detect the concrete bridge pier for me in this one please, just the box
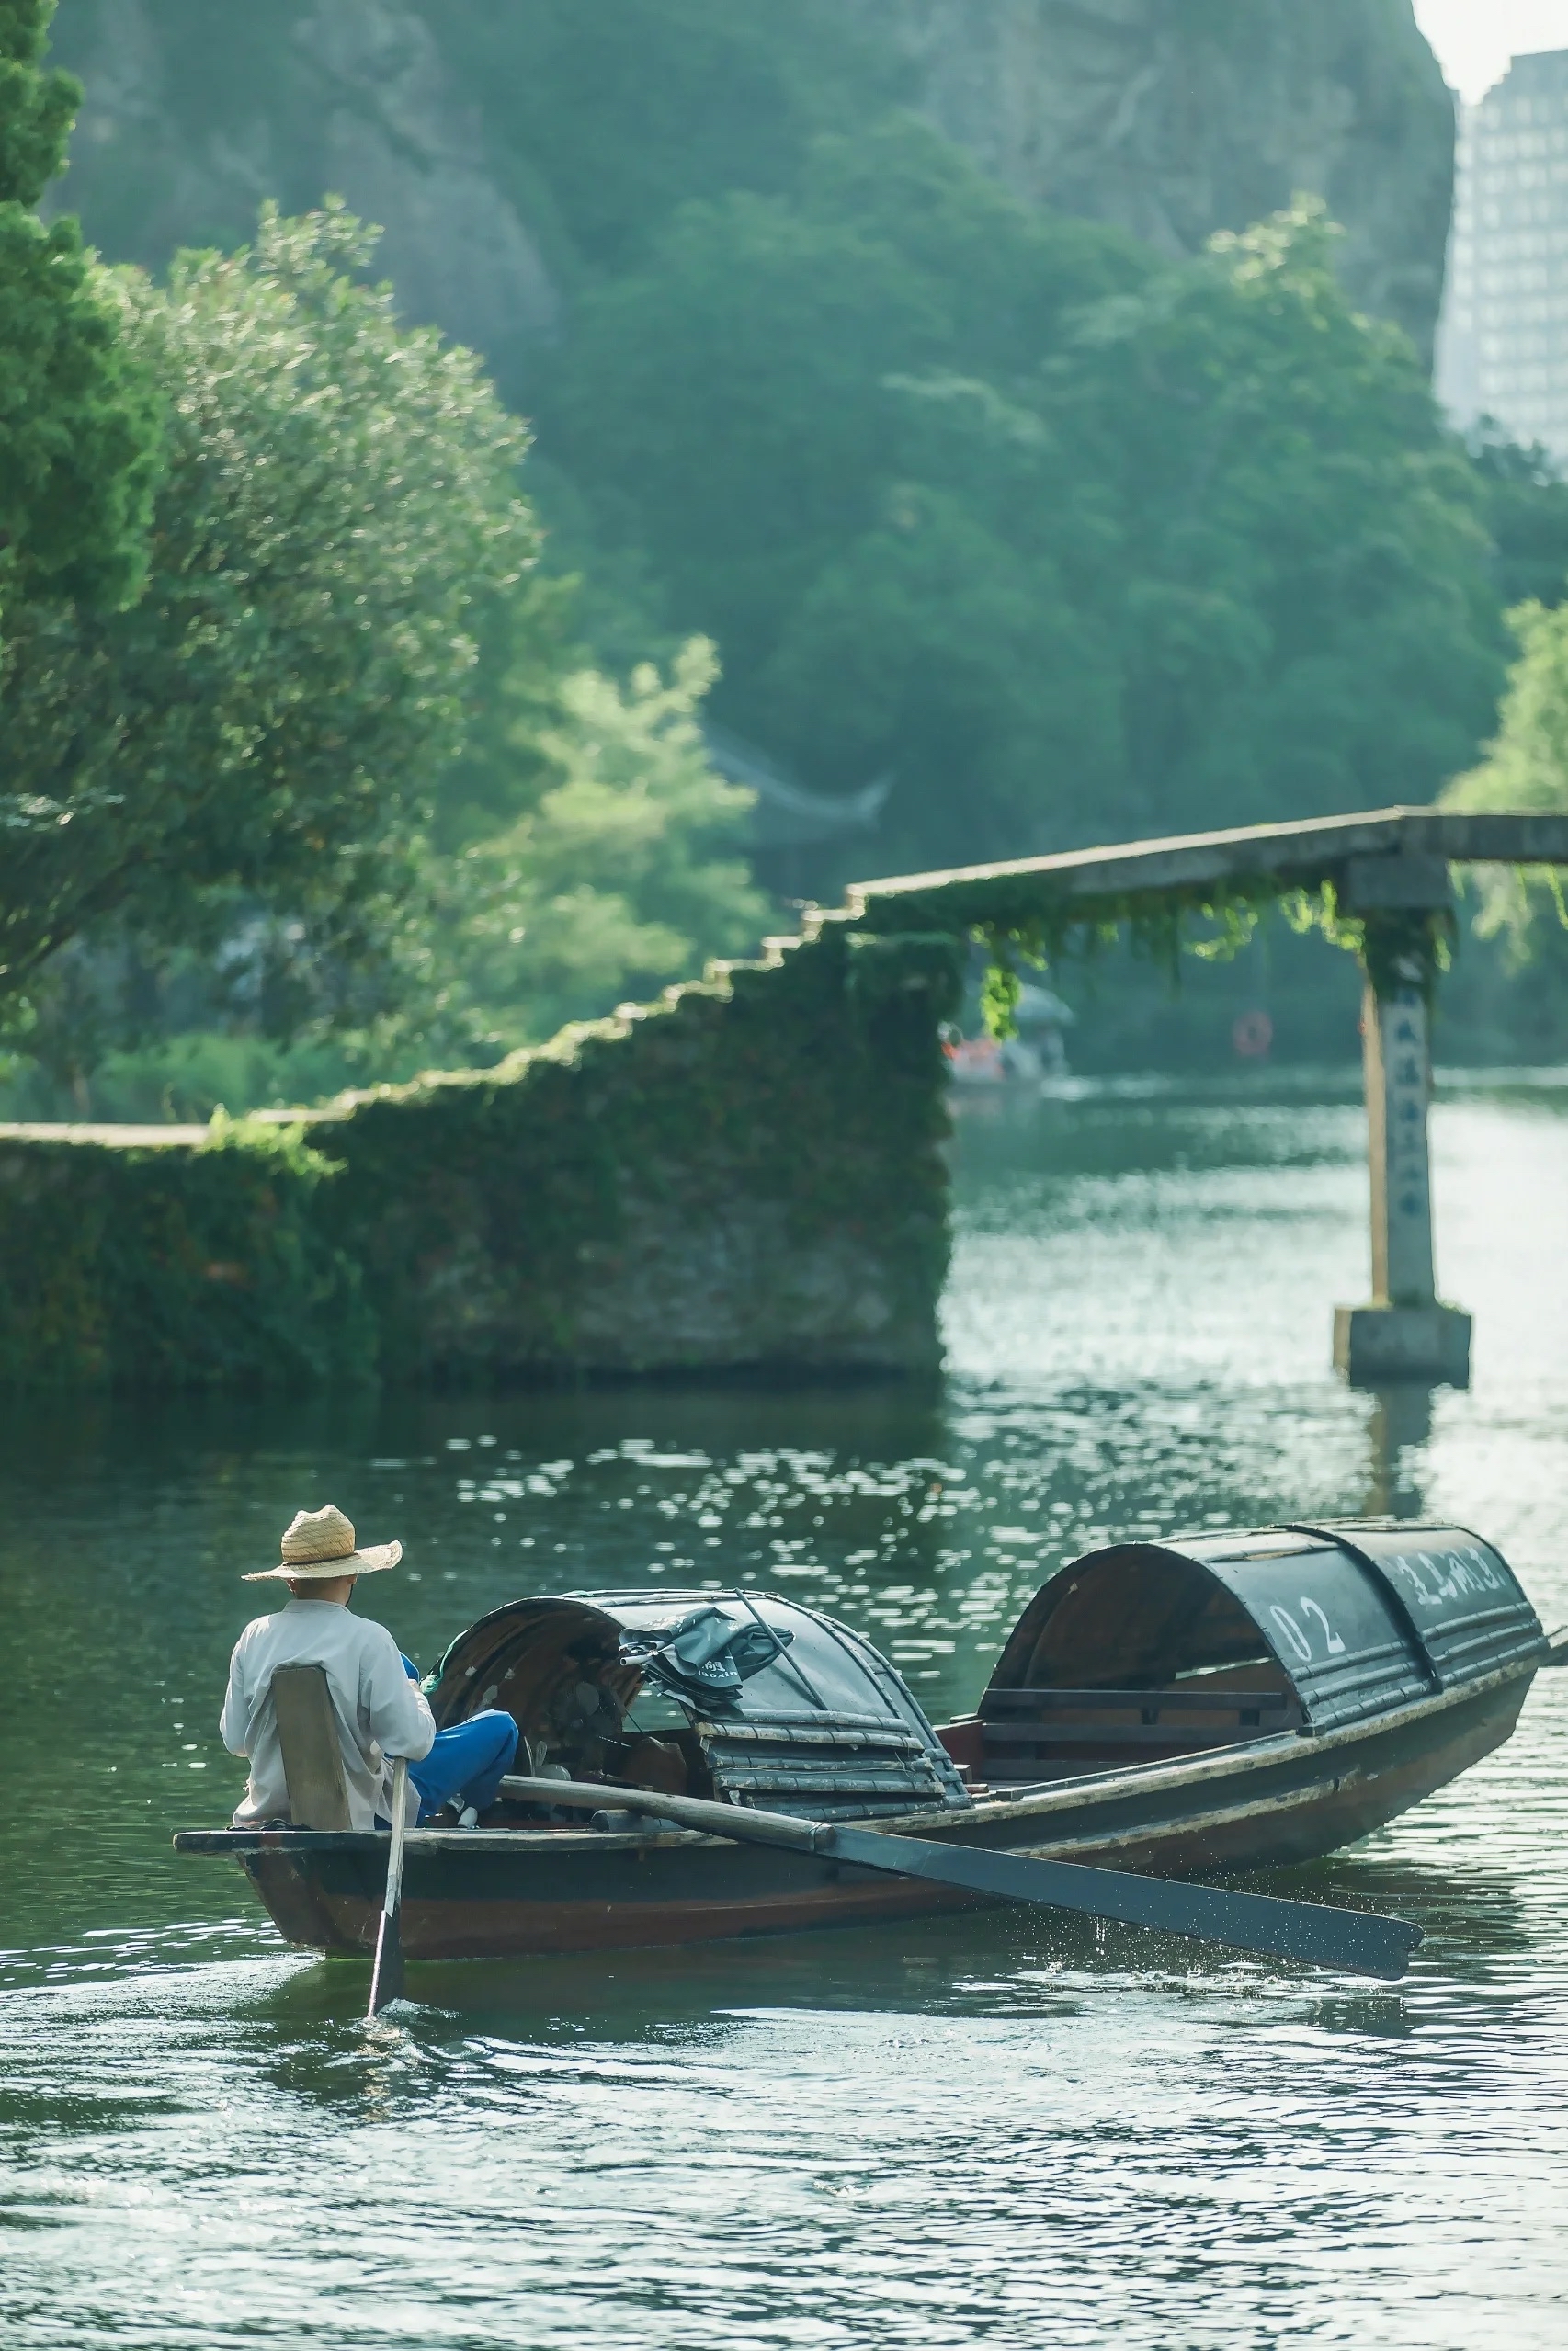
[1333,854,1472,1389]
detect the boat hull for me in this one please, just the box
[181,1664,1534,1961]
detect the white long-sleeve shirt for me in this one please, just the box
[221,1597,436,1830]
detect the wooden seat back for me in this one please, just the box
[269,1663,353,1830]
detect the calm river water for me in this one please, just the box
[3,1072,1566,2350]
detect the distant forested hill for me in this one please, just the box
[49,1,1454,388]
[41,1,1486,881]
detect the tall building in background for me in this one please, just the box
[1438,50,1568,460]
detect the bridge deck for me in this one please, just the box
[846,807,1568,926]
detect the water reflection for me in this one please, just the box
[2,1074,1566,2349]
[1363,1386,1436,1517]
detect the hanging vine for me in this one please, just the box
[862,868,1462,1037]
[961,877,1348,1039]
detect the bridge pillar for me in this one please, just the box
[1333,855,1471,1389]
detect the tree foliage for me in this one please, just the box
[1467,426,1568,611]
[0,0,159,624]
[426,0,903,282]
[1450,600,1568,820]
[0,630,769,1116]
[1446,598,1568,944]
[0,202,533,1028]
[547,128,1505,874]
[415,636,769,1054]
[1043,203,1500,837]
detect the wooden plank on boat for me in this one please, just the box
[271,1664,352,1832]
[983,1687,1293,1716]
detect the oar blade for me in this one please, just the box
[1048,1858,1421,1981]
[494,1773,1419,1981]
[368,1908,404,2014]
[829,1826,1422,1981]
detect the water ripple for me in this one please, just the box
[3,1080,1567,2347]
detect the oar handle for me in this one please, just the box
[500,1773,824,1851]
[383,1755,410,1912]
[367,1755,410,2017]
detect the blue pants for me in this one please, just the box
[405,1709,519,1823]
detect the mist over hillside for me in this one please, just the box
[50,1,1453,389]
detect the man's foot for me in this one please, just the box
[457,1804,479,1830]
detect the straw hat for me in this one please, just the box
[244,1504,403,1583]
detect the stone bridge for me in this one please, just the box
[3,806,1567,1391]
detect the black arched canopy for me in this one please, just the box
[977,1522,1545,1777]
[427,1586,971,1819]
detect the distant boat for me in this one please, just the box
[175,1519,1562,1961]
[944,982,1075,1085]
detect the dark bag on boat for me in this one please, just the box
[627,1606,792,1700]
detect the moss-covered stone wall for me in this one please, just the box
[0,1118,372,1389]
[0,922,960,1389]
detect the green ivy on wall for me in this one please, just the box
[0,921,960,1389]
[0,1113,371,1388]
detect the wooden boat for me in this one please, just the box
[176,1517,1564,1962]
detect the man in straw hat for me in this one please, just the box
[221,1504,518,1830]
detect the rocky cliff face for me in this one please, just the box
[50,0,1452,376]
[849,0,1455,362]
[51,0,561,386]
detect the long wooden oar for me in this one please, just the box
[500,1775,1420,1981]
[367,1755,410,2016]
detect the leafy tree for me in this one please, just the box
[422,0,905,280]
[551,178,949,687]
[0,622,769,1113]
[0,0,159,624]
[425,567,589,857]
[1467,426,1568,611]
[1044,203,1502,836]
[549,118,1140,651]
[756,470,1123,866]
[1450,599,1568,818]
[546,136,1505,873]
[415,637,768,1053]
[1446,598,1568,945]
[0,202,533,1030]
